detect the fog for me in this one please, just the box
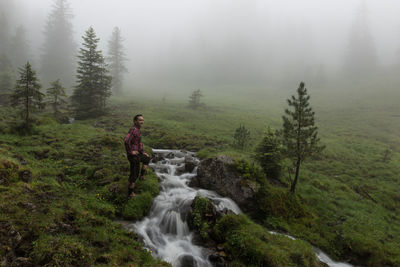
[2,0,400,95]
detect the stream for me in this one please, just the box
[121,149,354,267]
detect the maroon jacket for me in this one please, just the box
[124,126,143,155]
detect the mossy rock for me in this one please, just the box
[122,192,153,221]
[255,186,307,219]
[188,196,217,240]
[214,214,321,267]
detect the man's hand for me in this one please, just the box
[131,151,139,155]
[143,152,149,157]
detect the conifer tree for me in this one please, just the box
[233,125,250,150]
[46,79,67,115]
[10,62,44,127]
[281,82,324,193]
[41,0,76,88]
[254,127,282,180]
[10,25,30,69]
[344,2,377,80]
[188,89,203,109]
[71,27,111,119]
[0,12,10,55]
[107,26,128,95]
[0,54,14,95]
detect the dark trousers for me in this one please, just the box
[128,154,150,183]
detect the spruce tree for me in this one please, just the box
[0,54,14,95]
[46,79,67,115]
[188,89,203,109]
[344,2,377,80]
[254,127,282,180]
[233,125,250,150]
[107,26,128,95]
[0,12,10,55]
[72,27,111,119]
[10,62,44,127]
[10,25,30,69]
[281,82,324,193]
[41,0,76,88]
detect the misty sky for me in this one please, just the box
[5,0,400,91]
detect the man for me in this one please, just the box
[124,114,150,197]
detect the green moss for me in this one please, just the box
[31,234,93,266]
[255,186,307,219]
[214,214,321,267]
[134,170,160,197]
[234,158,266,185]
[189,196,215,240]
[122,192,153,221]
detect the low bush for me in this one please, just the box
[214,214,321,267]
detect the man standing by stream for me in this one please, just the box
[124,114,150,197]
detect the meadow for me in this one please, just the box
[1,82,399,266]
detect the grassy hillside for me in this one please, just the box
[0,108,169,266]
[109,89,400,266]
[1,86,399,266]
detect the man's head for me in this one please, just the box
[133,114,144,128]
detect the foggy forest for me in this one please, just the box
[1,0,399,266]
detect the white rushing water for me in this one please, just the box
[122,149,353,267]
[124,149,241,267]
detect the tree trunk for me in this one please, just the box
[290,156,301,193]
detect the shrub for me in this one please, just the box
[233,125,250,150]
[254,127,282,180]
[214,214,319,266]
[255,186,306,219]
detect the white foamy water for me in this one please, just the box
[124,149,241,267]
[122,149,353,267]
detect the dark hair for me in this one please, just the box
[133,114,143,122]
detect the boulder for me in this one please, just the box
[184,155,197,173]
[189,156,257,212]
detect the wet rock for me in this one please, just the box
[165,152,175,159]
[177,254,195,267]
[174,151,185,158]
[189,156,257,212]
[209,252,227,267]
[152,154,164,163]
[184,155,196,173]
[174,164,186,176]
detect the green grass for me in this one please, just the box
[1,86,399,266]
[108,89,400,266]
[0,109,168,266]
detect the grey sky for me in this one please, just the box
[6,0,400,91]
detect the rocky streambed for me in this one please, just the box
[121,149,353,267]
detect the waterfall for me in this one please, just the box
[121,149,353,267]
[125,149,240,267]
